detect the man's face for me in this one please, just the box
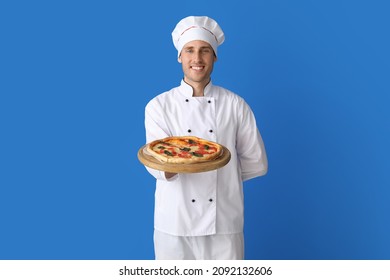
[178,40,217,87]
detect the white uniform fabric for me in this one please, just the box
[154,230,244,260]
[144,80,268,237]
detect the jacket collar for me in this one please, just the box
[179,79,214,98]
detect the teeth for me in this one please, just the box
[192,66,203,70]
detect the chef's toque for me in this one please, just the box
[171,16,225,57]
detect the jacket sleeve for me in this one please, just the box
[236,99,268,181]
[144,98,178,181]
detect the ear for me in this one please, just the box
[214,55,218,62]
[178,55,182,63]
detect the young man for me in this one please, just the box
[144,16,268,260]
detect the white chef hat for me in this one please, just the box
[172,16,225,57]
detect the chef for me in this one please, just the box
[144,16,268,260]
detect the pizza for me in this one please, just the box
[146,136,223,164]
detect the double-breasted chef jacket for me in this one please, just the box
[145,80,268,237]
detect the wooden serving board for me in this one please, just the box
[137,145,231,173]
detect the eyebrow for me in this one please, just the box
[183,46,212,50]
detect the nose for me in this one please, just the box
[193,51,202,62]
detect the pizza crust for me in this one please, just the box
[146,136,223,164]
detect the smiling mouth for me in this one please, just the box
[191,66,204,71]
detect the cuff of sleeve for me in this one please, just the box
[242,169,268,182]
[160,171,179,181]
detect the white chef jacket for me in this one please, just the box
[144,80,268,236]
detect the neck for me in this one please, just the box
[184,78,210,97]
[192,84,205,97]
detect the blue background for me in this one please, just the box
[1,0,389,260]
